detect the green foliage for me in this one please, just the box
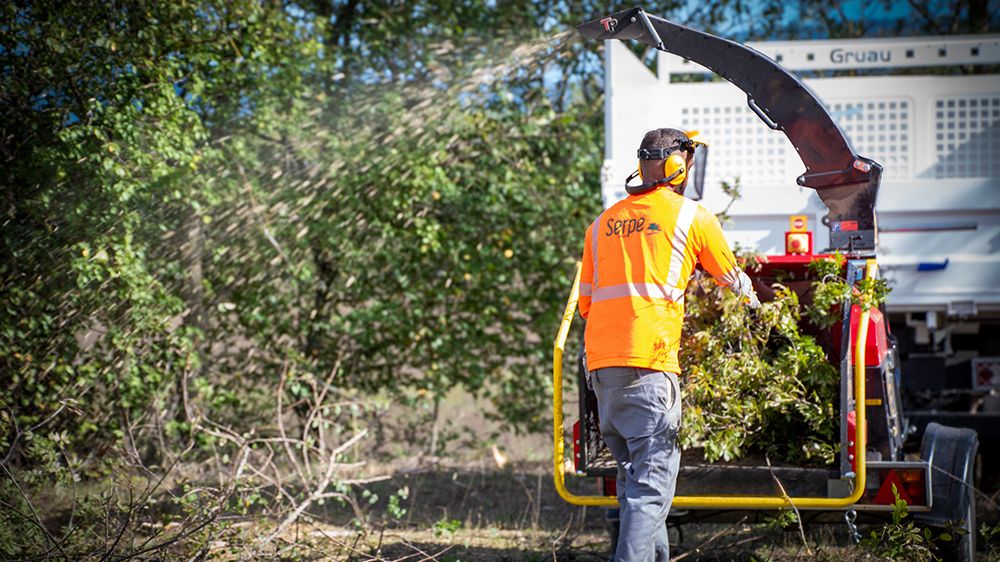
[806,281,852,329]
[1,0,603,471]
[803,254,891,328]
[681,278,842,464]
[804,254,850,329]
[0,476,48,557]
[2,0,327,457]
[983,522,1000,543]
[983,522,1000,559]
[855,277,892,312]
[387,486,409,520]
[2,1,601,554]
[763,509,799,531]
[295,89,602,430]
[432,517,463,538]
[679,250,891,464]
[805,253,845,280]
[715,177,743,223]
[861,483,949,562]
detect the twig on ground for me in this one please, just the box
[393,536,457,562]
[551,515,574,561]
[342,474,393,486]
[534,470,543,530]
[320,531,383,562]
[766,455,812,556]
[720,534,764,550]
[670,516,748,562]
[255,428,370,550]
[349,532,367,562]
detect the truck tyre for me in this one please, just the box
[916,422,978,562]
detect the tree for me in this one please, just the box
[1,1,606,464]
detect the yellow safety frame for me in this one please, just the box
[553,261,875,509]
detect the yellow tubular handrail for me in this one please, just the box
[553,260,876,509]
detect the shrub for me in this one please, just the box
[679,253,887,465]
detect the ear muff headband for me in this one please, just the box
[628,139,700,195]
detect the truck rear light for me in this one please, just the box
[873,469,913,505]
[869,465,928,507]
[897,468,927,506]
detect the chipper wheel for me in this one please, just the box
[916,422,979,562]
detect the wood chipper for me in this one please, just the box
[552,8,981,560]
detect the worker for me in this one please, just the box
[578,128,759,561]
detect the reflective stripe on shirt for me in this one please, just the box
[591,282,685,304]
[666,198,699,287]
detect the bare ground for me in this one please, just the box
[228,461,895,561]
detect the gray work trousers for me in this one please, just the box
[590,367,682,562]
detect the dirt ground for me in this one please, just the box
[268,386,994,562]
[238,461,979,562]
[276,525,855,562]
[232,382,1000,561]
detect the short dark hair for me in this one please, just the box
[638,128,692,184]
[639,128,688,153]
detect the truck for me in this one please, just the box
[552,8,994,560]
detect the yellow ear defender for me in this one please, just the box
[635,152,687,186]
[626,131,707,196]
[665,153,687,186]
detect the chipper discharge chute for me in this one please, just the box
[553,7,980,560]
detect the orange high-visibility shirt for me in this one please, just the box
[579,188,742,374]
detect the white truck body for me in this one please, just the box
[601,35,1000,315]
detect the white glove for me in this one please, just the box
[726,270,760,309]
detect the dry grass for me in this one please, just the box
[200,462,878,561]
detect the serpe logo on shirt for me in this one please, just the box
[646,222,662,236]
[605,217,646,238]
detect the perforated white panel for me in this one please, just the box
[679,98,917,186]
[931,95,1000,178]
[679,105,789,188]
[830,98,914,180]
[605,38,1000,311]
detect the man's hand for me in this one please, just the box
[725,270,760,309]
